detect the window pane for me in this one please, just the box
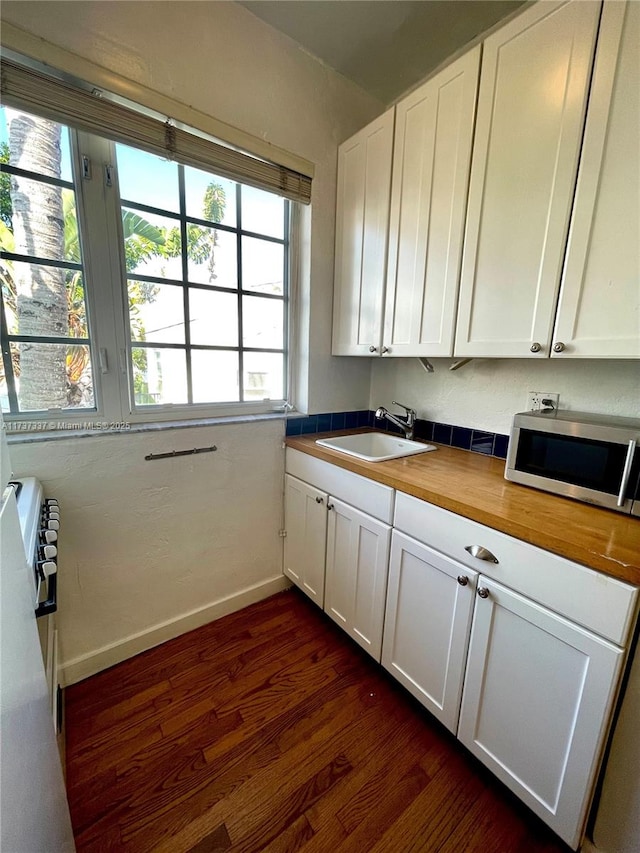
[131,346,187,405]
[241,237,284,295]
[191,350,239,403]
[1,107,73,182]
[8,341,94,411]
[122,208,181,279]
[0,178,79,263]
[2,261,88,338]
[243,352,283,401]
[189,288,238,347]
[128,280,184,344]
[184,166,236,227]
[243,296,283,349]
[186,227,237,289]
[116,144,180,213]
[241,185,284,239]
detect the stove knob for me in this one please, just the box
[40,544,57,560]
[42,561,57,577]
[41,529,58,544]
[36,559,57,579]
[44,519,59,531]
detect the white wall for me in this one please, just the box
[370,357,640,435]
[1,0,382,678]
[9,420,287,683]
[1,0,381,414]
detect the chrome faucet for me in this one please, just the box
[375,401,417,440]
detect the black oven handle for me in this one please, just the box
[617,440,637,507]
[35,571,57,618]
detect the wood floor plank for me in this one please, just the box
[66,589,571,853]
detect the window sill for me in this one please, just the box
[5,411,288,444]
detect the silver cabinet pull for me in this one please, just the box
[369,346,378,353]
[465,544,499,564]
[617,440,637,507]
[477,587,490,599]
[457,575,469,586]
[315,496,324,504]
[530,342,542,353]
[553,341,566,353]
[381,346,389,354]
[327,503,334,511]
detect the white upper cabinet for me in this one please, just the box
[553,0,640,358]
[383,47,480,357]
[455,0,601,358]
[332,109,394,356]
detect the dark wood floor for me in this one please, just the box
[66,589,571,853]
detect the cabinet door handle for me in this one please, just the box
[530,342,542,353]
[369,346,378,353]
[477,587,490,599]
[315,496,324,504]
[553,341,565,353]
[381,346,389,354]
[457,575,469,586]
[465,544,499,564]
[327,503,334,511]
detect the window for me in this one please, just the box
[1,106,290,425]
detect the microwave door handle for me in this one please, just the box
[617,440,637,507]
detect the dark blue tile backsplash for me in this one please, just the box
[286,410,510,460]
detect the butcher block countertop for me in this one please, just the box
[286,431,640,587]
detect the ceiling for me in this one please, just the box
[239,1,528,103]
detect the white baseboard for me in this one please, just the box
[60,574,291,686]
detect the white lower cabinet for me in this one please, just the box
[382,531,477,733]
[283,452,395,661]
[283,452,639,849]
[283,474,327,607]
[325,498,390,659]
[390,492,638,850]
[458,576,624,850]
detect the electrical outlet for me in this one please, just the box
[527,392,560,412]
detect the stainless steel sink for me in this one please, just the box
[315,432,436,462]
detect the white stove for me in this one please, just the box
[11,477,62,735]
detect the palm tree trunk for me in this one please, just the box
[7,109,68,410]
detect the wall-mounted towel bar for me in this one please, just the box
[144,445,217,461]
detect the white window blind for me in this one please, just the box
[0,58,312,204]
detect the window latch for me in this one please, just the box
[99,348,109,374]
[105,164,114,187]
[81,156,91,180]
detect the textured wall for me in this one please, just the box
[9,420,287,681]
[370,357,640,434]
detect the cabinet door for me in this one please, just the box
[283,474,327,606]
[383,47,480,357]
[455,0,601,358]
[554,0,640,358]
[324,497,391,660]
[332,109,394,356]
[382,532,477,733]
[458,576,624,849]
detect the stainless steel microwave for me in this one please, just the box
[505,410,640,516]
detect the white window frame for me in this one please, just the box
[1,122,292,428]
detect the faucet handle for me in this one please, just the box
[392,401,416,420]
